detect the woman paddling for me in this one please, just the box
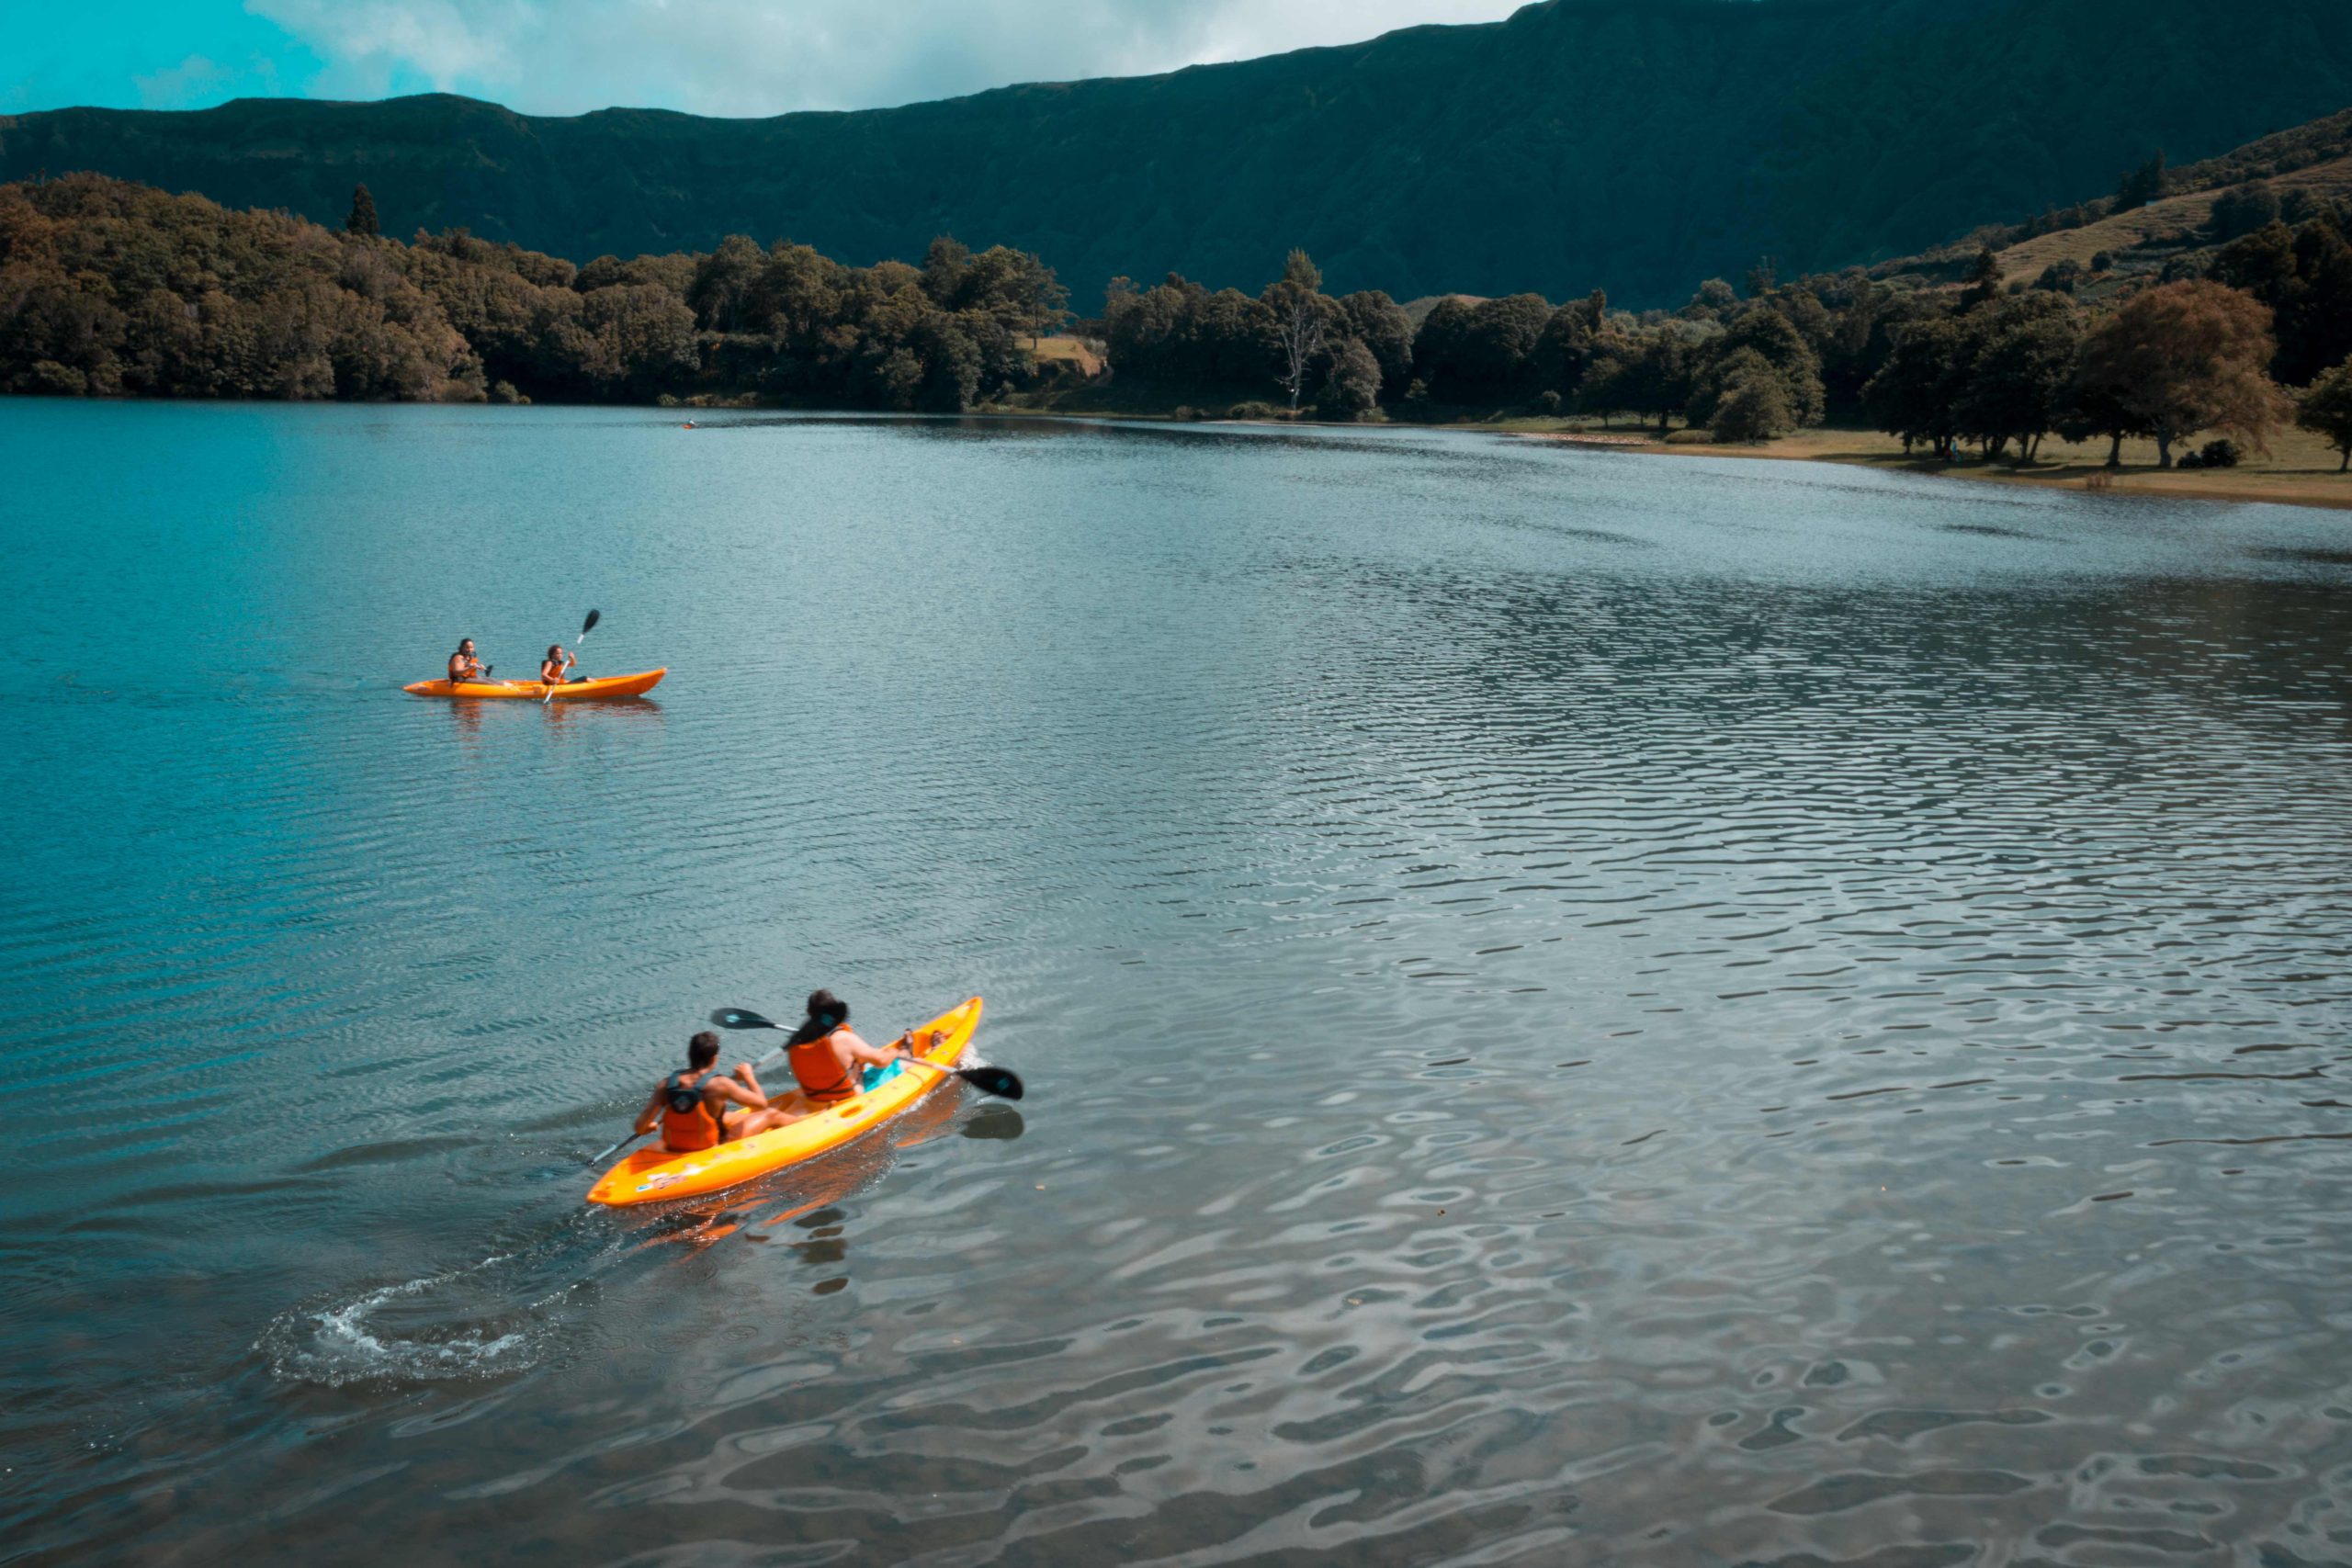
[539,643,575,687]
[785,989,922,1105]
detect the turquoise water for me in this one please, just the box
[5,400,2352,1563]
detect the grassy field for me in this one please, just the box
[1028,335,1105,378]
[1991,153,2352,280]
[1539,424,2352,511]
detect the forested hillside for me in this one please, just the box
[5,0,2351,304]
[0,176,1068,408]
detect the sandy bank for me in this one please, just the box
[1532,426,2352,513]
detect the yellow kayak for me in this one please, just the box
[403,669,666,700]
[587,997,984,1206]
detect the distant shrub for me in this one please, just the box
[1170,404,1197,421]
[1314,337,1383,420]
[2090,250,2115,272]
[2210,181,2281,241]
[1662,428,1716,445]
[2035,258,2084,294]
[1227,400,1279,420]
[1710,363,1797,443]
[2196,437,2244,468]
[1533,389,1563,416]
[23,359,86,395]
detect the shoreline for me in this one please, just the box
[11,389,2348,513]
[1521,426,2352,513]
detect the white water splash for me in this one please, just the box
[259,1252,545,1387]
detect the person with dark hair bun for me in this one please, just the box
[785,989,921,1105]
[631,1030,799,1152]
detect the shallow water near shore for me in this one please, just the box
[4,400,2351,1564]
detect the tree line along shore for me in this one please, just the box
[4,171,2352,503]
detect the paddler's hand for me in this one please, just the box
[734,1061,755,1078]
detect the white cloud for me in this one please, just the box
[134,54,232,109]
[244,0,1529,117]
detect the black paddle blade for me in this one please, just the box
[955,1065,1023,1100]
[581,608,602,637]
[711,1007,781,1031]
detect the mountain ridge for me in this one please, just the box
[5,0,2351,304]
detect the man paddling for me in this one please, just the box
[633,1031,798,1152]
[785,990,922,1105]
[447,638,486,682]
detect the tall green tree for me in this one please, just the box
[1861,314,1967,457]
[2115,151,2166,211]
[2053,379,2150,468]
[345,183,379,238]
[1315,337,1382,421]
[2296,358,2352,471]
[1532,299,1598,400]
[687,234,763,333]
[1691,306,1824,428]
[1959,247,2003,310]
[2209,218,2352,384]
[1338,290,1414,398]
[1952,294,2084,462]
[1710,354,1796,443]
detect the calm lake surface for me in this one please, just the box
[4,400,2352,1565]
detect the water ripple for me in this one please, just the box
[2,405,2350,1563]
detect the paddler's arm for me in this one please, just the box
[630,1085,663,1137]
[835,1029,918,1069]
[720,1064,771,1111]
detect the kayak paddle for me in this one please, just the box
[544,608,600,705]
[710,1007,1024,1100]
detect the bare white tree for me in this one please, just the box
[1266,249,1333,412]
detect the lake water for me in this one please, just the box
[4,400,2352,1564]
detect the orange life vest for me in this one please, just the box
[660,1069,722,1151]
[789,1026,859,1103]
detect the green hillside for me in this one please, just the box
[4,0,2352,304]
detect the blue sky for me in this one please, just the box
[3,1,1529,118]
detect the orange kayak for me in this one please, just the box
[588,997,984,1206]
[404,669,665,700]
